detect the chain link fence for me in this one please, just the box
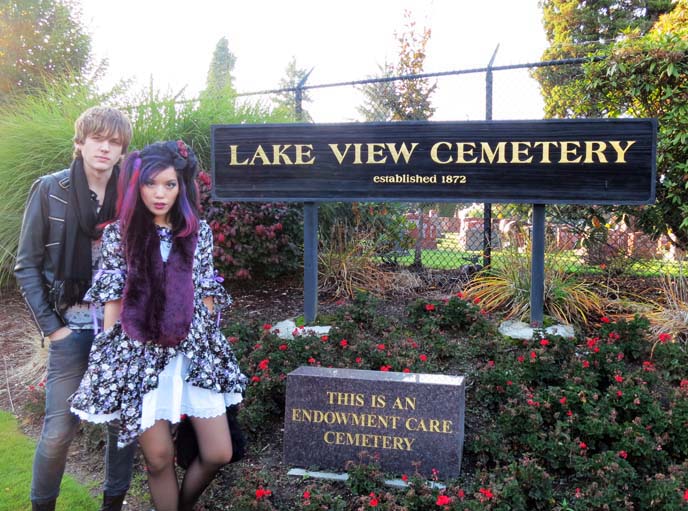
[394,202,682,277]
[238,58,681,278]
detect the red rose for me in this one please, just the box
[255,487,271,500]
[478,487,494,500]
[198,171,211,186]
[436,494,451,506]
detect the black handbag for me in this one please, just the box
[175,404,247,469]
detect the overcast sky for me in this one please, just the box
[80,0,549,121]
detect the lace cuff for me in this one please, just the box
[199,271,232,308]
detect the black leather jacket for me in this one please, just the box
[14,169,71,339]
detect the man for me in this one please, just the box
[15,106,137,511]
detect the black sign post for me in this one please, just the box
[211,119,657,323]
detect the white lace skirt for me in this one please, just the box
[72,353,243,435]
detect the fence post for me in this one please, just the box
[483,45,499,269]
[294,72,319,323]
[413,205,424,268]
[304,202,318,323]
[530,204,546,326]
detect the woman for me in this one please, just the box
[71,140,246,511]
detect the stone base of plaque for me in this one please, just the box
[286,468,447,490]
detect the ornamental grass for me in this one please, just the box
[318,224,396,299]
[646,270,688,343]
[463,232,606,326]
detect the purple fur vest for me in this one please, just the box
[121,223,197,347]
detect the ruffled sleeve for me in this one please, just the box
[197,221,232,308]
[84,222,127,305]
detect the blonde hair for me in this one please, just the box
[73,106,133,158]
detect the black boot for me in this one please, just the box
[31,500,56,511]
[101,493,126,511]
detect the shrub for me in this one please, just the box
[467,315,688,508]
[406,293,490,337]
[218,302,688,509]
[345,453,385,496]
[318,202,414,264]
[198,171,303,280]
[645,271,688,343]
[228,299,464,435]
[297,485,347,511]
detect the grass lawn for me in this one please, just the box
[0,411,98,511]
[390,246,683,277]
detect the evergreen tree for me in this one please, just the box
[0,0,92,99]
[357,10,436,122]
[272,56,313,122]
[357,61,396,122]
[392,10,436,121]
[205,37,236,94]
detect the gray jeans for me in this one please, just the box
[31,329,136,504]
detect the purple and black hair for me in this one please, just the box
[117,140,200,240]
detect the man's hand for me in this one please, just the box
[48,326,72,342]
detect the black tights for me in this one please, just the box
[138,415,232,511]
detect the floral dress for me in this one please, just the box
[70,220,247,447]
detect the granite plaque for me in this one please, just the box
[283,366,465,479]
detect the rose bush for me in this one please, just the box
[197,170,303,280]
[214,294,688,510]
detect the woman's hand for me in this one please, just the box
[203,296,214,313]
[104,299,122,331]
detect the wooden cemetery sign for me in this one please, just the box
[212,119,656,205]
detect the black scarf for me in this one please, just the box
[57,157,119,307]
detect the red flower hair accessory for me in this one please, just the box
[176,140,188,158]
